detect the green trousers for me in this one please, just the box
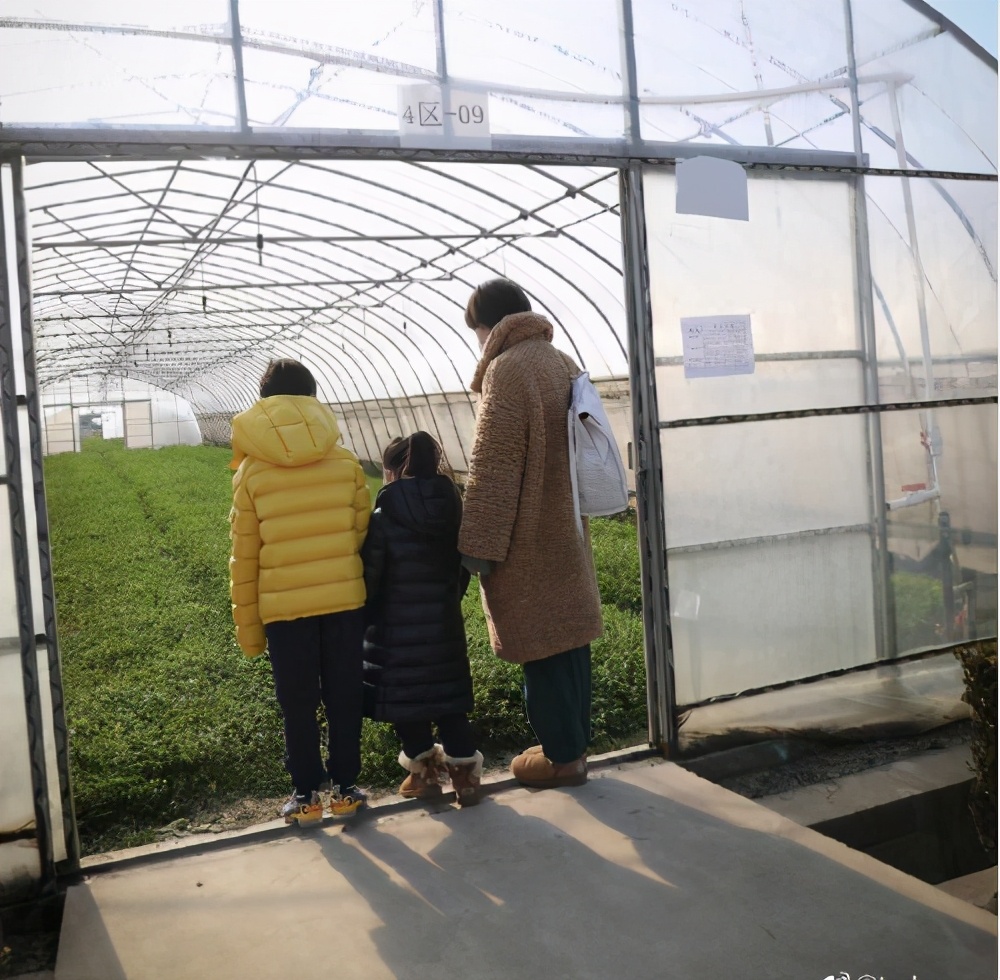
[522,644,592,764]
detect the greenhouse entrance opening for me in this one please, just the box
[40,385,204,454]
[7,155,642,869]
[40,404,115,454]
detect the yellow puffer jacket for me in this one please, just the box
[229,395,370,657]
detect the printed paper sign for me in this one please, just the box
[398,84,490,140]
[680,315,755,378]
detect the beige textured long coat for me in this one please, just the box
[459,312,603,664]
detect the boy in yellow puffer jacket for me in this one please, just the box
[229,359,371,826]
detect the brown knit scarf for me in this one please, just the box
[470,312,555,393]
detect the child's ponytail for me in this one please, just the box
[401,431,440,479]
[382,431,448,480]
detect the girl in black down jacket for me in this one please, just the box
[361,432,483,806]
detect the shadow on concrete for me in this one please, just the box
[53,883,127,980]
[313,766,995,979]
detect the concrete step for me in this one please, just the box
[754,743,996,884]
[937,867,998,913]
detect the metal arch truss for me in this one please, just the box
[23,157,628,460]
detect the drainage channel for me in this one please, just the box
[679,720,997,912]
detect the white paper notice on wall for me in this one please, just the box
[681,314,755,378]
[398,84,491,147]
[675,156,749,221]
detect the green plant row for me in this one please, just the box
[45,440,647,854]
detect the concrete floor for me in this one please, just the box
[54,758,996,980]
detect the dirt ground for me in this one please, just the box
[711,719,974,799]
[148,752,518,843]
[62,721,983,851]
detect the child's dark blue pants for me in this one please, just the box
[266,607,365,795]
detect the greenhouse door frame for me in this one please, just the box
[619,160,889,755]
[0,159,79,893]
[0,133,917,889]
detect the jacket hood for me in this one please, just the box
[375,475,460,537]
[230,395,342,469]
[471,311,554,393]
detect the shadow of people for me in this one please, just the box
[315,766,995,980]
[316,791,683,979]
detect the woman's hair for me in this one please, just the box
[382,431,451,480]
[259,358,317,398]
[464,278,531,331]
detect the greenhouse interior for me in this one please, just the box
[0,0,996,942]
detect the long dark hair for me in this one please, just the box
[382,431,452,480]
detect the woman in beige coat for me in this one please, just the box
[459,279,603,788]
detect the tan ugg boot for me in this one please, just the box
[445,750,484,807]
[398,744,445,799]
[511,750,587,788]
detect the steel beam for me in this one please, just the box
[0,130,870,170]
[0,161,57,893]
[844,0,897,661]
[620,163,676,755]
[11,156,79,870]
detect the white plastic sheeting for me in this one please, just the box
[645,165,996,703]
[0,1,995,172]
[1,0,994,431]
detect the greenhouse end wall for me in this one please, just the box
[643,165,997,706]
[0,0,995,898]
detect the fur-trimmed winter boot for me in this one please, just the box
[398,744,446,799]
[445,750,484,807]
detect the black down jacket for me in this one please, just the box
[361,475,473,724]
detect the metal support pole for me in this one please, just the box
[433,0,448,83]
[12,157,80,870]
[887,81,942,501]
[620,162,676,755]
[0,161,57,893]
[229,0,249,133]
[844,0,896,660]
[72,379,79,452]
[618,0,642,148]
[940,511,955,640]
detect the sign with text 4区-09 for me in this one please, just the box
[397,84,490,141]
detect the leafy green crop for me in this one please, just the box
[891,570,945,651]
[46,441,645,853]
